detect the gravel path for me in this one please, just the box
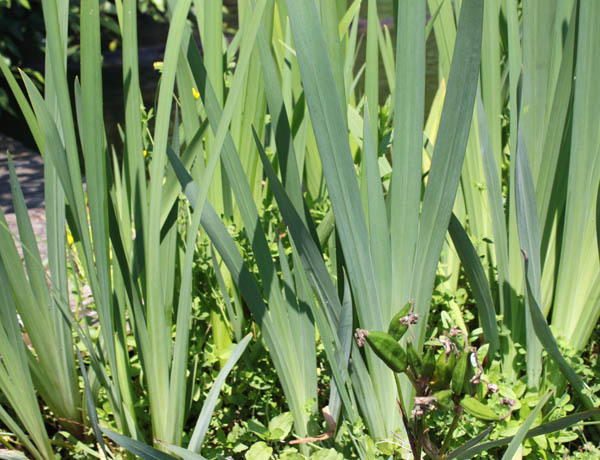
[0,134,48,262]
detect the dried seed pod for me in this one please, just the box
[412,396,437,416]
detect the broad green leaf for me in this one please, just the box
[309,449,343,460]
[245,442,272,460]
[268,412,294,441]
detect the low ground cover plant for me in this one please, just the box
[0,0,599,459]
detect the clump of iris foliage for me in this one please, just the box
[0,0,599,459]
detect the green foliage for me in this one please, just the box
[1,0,600,459]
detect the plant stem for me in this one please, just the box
[440,406,462,454]
[394,373,408,416]
[395,374,419,459]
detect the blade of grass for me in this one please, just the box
[327,273,354,425]
[514,124,542,389]
[120,0,147,279]
[287,0,381,330]
[0,259,52,460]
[364,105,391,324]
[442,424,493,460]
[77,351,108,458]
[521,1,556,182]
[364,0,378,140]
[0,58,44,153]
[187,334,252,452]
[188,3,319,438]
[7,156,50,315]
[446,408,600,459]
[501,390,552,460]
[211,246,243,341]
[102,428,180,460]
[81,0,133,430]
[0,405,44,460]
[448,214,499,356]
[535,2,576,240]
[390,0,425,319]
[552,0,600,349]
[505,0,523,336]
[476,92,510,320]
[161,444,207,460]
[144,0,192,442]
[167,132,317,443]
[164,147,208,444]
[409,0,484,347]
[2,163,78,425]
[597,183,600,262]
[253,129,357,423]
[480,0,502,173]
[521,251,597,411]
[286,0,393,433]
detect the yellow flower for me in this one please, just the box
[153,61,163,72]
[67,230,74,246]
[192,87,200,100]
[143,149,148,158]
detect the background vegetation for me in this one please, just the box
[0,0,599,459]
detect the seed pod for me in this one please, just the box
[387,301,413,341]
[464,353,478,395]
[463,353,483,396]
[432,389,454,411]
[451,351,469,395]
[406,341,422,375]
[459,396,500,421]
[365,331,407,373]
[431,352,446,390]
[421,348,436,378]
[432,350,457,390]
[444,352,457,384]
